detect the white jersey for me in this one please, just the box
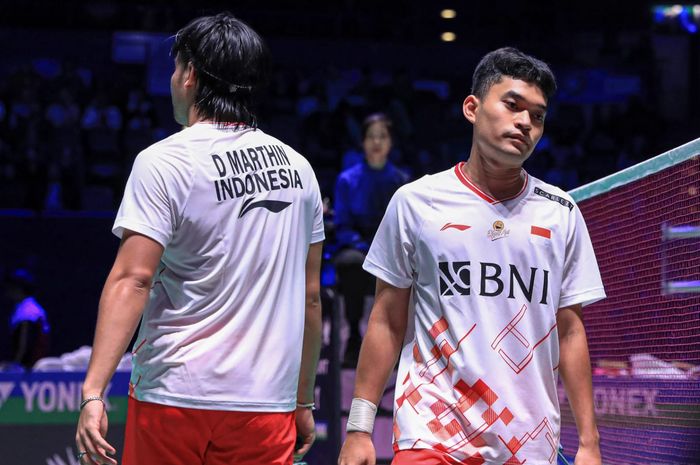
[113,123,324,412]
[364,163,605,464]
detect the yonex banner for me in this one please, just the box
[0,372,130,425]
[559,376,700,463]
[0,372,130,464]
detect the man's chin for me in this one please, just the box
[494,147,532,167]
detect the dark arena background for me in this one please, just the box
[0,1,698,464]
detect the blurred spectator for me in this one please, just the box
[0,25,689,214]
[125,88,157,130]
[333,113,409,366]
[3,269,50,370]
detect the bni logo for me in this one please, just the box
[0,382,15,409]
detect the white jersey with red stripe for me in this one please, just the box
[113,123,324,412]
[363,163,605,465]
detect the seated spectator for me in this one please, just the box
[3,269,50,369]
[333,113,409,367]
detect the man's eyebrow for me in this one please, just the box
[502,90,547,112]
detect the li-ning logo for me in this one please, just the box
[487,220,509,241]
[238,197,292,218]
[441,223,471,232]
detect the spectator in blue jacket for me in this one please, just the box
[3,268,50,369]
[334,113,409,366]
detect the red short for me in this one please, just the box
[123,397,295,465]
[392,448,471,465]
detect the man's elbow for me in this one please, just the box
[111,267,155,293]
[305,290,321,311]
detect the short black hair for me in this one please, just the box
[171,12,270,126]
[361,113,393,140]
[471,47,557,101]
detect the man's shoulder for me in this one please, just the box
[403,166,454,191]
[393,172,439,204]
[251,129,315,171]
[528,174,578,211]
[135,128,191,167]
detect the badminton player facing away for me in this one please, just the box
[339,47,606,465]
[75,13,324,465]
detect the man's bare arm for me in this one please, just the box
[295,241,324,460]
[558,304,601,465]
[353,279,410,403]
[76,230,163,465]
[338,279,410,465]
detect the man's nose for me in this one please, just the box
[514,110,532,131]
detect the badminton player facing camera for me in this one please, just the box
[339,48,606,465]
[76,13,324,465]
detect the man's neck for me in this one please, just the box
[186,106,208,127]
[462,148,525,200]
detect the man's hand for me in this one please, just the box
[294,407,316,461]
[75,400,116,465]
[574,442,602,465]
[338,431,375,465]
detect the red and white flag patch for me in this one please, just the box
[531,225,551,239]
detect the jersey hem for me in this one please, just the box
[134,391,296,412]
[363,259,412,288]
[393,442,559,465]
[559,287,606,308]
[311,231,325,244]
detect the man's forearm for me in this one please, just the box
[353,284,409,404]
[297,294,322,404]
[559,327,599,447]
[82,275,149,397]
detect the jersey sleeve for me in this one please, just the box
[559,205,606,308]
[113,150,182,247]
[363,187,416,288]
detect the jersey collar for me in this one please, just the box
[454,162,529,204]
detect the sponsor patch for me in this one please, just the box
[534,187,574,211]
[441,223,471,232]
[487,220,510,241]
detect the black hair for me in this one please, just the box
[171,12,270,126]
[361,113,393,140]
[471,47,557,101]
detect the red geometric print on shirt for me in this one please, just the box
[490,304,557,374]
[396,318,530,464]
[402,441,485,465]
[414,378,515,460]
[397,318,476,413]
[497,417,558,464]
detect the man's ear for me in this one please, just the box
[463,95,479,124]
[184,62,198,89]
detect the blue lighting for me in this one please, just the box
[652,4,700,33]
[679,8,699,33]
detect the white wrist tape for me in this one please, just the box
[346,398,378,434]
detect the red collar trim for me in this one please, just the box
[454,162,529,204]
